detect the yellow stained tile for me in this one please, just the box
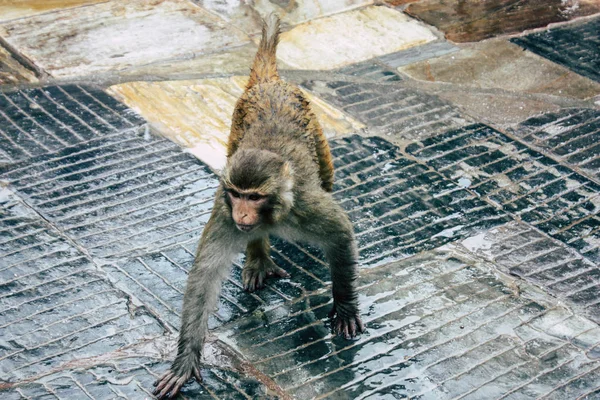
[277,6,437,70]
[0,0,249,78]
[0,46,38,84]
[0,0,105,22]
[108,77,364,171]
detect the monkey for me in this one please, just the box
[153,14,364,399]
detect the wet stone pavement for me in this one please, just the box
[1,1,600,399]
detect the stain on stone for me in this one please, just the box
[511,17,600,83]
[405,0,600,42]
[399,40,600,99]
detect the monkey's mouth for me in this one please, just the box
[236,224,257,233]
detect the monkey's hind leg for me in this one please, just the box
[243,237,290,291]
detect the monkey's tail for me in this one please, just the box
[247,13,280,88]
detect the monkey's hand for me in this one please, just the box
[243,257,290,292]
[153,354,202,399]
[329,301,365,340]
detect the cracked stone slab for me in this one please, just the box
[406,123,600,263]
[512,17,600,83]
[512,108,600,182]
[0,0,105,22]
[193,0,372,36]
[405,0,600,43]
[0,85,146,165]
[0,0,249,78]
[276,6,437,70]
[108,77,365,171]
[0,188,164,381]
[461,221,600,324]
[399,40,600,100]
[377,40,459,68]
[0,126,219,260]
[303,79,472,140]
[223,249,600,399]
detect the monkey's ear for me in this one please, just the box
[280,162,295,208]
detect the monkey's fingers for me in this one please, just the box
[266,266,290,278]
[153,371,188,399]
[355,315,366,333]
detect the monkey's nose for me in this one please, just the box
[236,224,256,232]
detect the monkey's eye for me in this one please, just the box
[248,194,262,201]
[229,190,240,198]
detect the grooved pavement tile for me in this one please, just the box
[303,80,471,139]
[0,128,219,260]
[0,188,164,381]
[406,123,600,263]
[0,85,145,164]
[512,108,600,182]
[462,221,600,324]
[223,250,600,399]
[511,18,600,83]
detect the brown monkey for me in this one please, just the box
[153,14,364,399]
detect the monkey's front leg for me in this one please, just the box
[243,237,290,291]
[153,210,239,399]
[302,194,365,339]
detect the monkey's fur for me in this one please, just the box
[153,14,364,399]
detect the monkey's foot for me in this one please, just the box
[242,259,290,292]
[329,304,365,340]
[153,364,201,399]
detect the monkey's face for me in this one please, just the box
[222,149,295,233]
[226,190,269,232]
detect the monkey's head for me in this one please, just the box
[222,149,294,233]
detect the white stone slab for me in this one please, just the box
[0,0,249,78]
[277,6,437,70]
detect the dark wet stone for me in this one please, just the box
[0,129,218,259]
[512,18,600,83]
[0,85,145,165]
[512,108,600,181]
[407,123,600,264]
[0,192,164,381]
[405,0,600,43]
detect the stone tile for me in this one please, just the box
[0,45,38,85]
[0,0,105,22]
[223,249,600,399]
[193,0,372,35]
[0,188,164,381]
[335,60,404,83]
[378,40,459,68]
[512,108,600,182]
[399,40,600,100]
[461,221,600,324]
[303,79,472,140]
[277,6,437,70]
[0,85,146,165]
[0,0,249,78]
[405,0,600,43]
[0,128,218,260]
[406,123,600,263]
[108,77,365,171]
[512,17,600,83]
